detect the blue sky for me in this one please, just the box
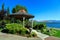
[0,0,60,21]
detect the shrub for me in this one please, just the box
[16,20,21,23]
[19,28,29,35]
[4,20,11,24]
[42,29,50,35]
[1,23,38,37]
[33,24,51,35]
[1,23,29,36]
[1,29,9,33]
[31,32,37,37]
[0,20,11,24]
[9,30,16,34]
[28,32,37,37]
[33,24,46,30]
[1,23,23,34]
[0,21,6,29]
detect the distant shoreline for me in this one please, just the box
[47,27,60,30]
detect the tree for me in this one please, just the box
[7,7,10,15]
[2,3,4,10]
[12,8,16,13]
[33,24,46,30]
[12,5,28,13]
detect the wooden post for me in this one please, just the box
[31,18,33,28]
[23,17,25,27]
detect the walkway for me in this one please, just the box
[31,29,49,40]
[0,32,42,40]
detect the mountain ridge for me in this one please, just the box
[34,20,60,23]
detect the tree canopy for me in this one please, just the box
[12,5,28,13]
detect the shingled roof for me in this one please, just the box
[8,12,34,19]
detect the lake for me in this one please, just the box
[46,23,60,28]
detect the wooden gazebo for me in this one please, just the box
[8,10,34,27]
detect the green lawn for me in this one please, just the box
[53,29,60,38]
[42,28,60,38]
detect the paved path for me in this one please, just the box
[0,32,42,40]
[31,29,49,40]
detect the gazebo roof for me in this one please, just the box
[8,12,34,19]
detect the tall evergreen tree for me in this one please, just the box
[7,7,10,15]
[12,8,17,13]
[2,3,4,10]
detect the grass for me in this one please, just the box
[53,29,60,38]
[39,28,60,38]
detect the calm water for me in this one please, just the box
[46,23,60,28]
